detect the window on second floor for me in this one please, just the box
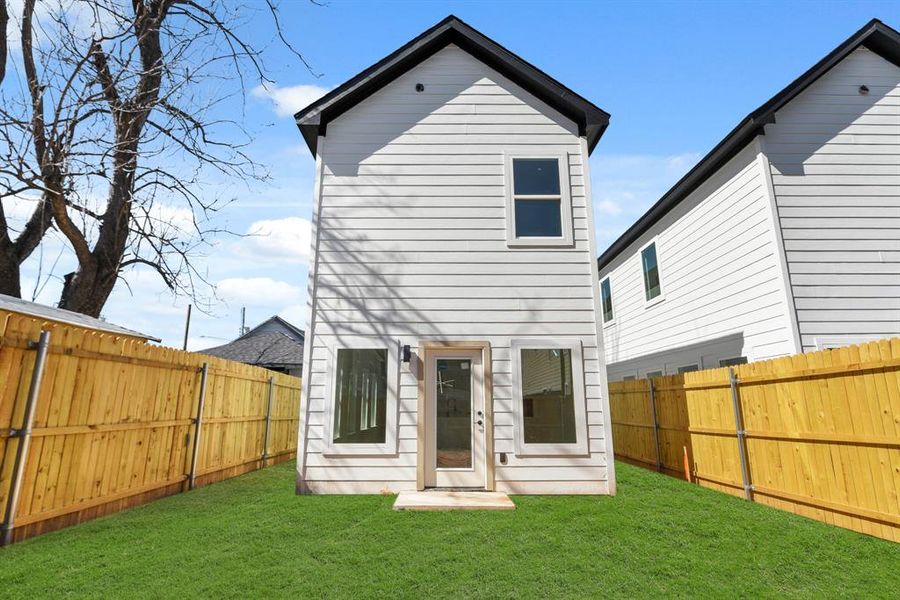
[505,155,573,247]
[600,277,613,323]
[641,241,662,302]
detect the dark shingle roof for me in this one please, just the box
[201,331,303,368]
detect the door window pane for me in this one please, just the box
[333,349,387,444]
[520,349,576,444]
[514,199,562,237]
[513,158,560,195]
[641,242,662,301]
[601,278,613,322]
[435,359,472,468]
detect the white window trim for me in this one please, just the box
[322,336,400,456]
[639,237,665,307]
[600,276,615,326]
[511,338,589,456]
[504,151,574,248]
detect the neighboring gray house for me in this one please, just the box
[202,316,304,377]
[597,19,900,381]
[294,16,615,495]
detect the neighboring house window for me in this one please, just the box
[622,375,636,381]
[600,277,614,323]
[646,370,663,378]
[719,357,748,367]
[324,339,399,455]
[505,154,573,247]
[641,241,662,302]
[512,339,588,455]
[678,364,699,374]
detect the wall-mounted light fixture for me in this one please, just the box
[415,83,425,93]
[401,345,411,363]
[859,85,870,95]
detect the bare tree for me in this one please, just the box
[0,0,316,316]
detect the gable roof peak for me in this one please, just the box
[294,14,609,156]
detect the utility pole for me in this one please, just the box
[182,304,192,351]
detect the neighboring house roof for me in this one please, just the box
[597,18,900,271]
[294,14,610,156]
[239,315,305,344]
[201,316,305,369]
[0,293,160,342]
[201,331,304,369]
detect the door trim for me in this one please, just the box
[416,341,494,491]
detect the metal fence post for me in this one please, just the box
[262,376,274,464]
[728,367,753,500]
[2,330,51,546]
[648,377,662,472]
[188,362,209,490]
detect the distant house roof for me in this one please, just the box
[294,14,610,156]
[201,316,304,370]
[597,18,900,272]
[0,293,160,342]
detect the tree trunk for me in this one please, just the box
[0,246,22,297]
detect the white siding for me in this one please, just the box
[599,143,797,380]
[764,47,900,351]
[299,45,611,493]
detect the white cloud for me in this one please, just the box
[216,277,303,306]
[278,303,307,328]
[590,152,701,248]
[595,199,623,216]
[252,83,331,117]
[236,216,312,263]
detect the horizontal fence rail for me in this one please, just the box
[0,309,301,545]
[609,337,900,543]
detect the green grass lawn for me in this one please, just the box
[1,461,897,599]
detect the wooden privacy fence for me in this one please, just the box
[609,338,900,542]
[0,309,301,545]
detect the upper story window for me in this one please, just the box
[640,241,663,302]
[505,154,573,247]
[600,277,614,323]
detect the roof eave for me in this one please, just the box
[294,15,609,157]
[596,18,900,272]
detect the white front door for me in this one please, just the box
[424,349,486,488]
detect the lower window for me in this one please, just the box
[512,339,588,455]
[332,349,387,444]
[324,339,399,455]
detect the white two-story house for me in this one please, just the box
[598,19,900,381]
[294,16,616,494]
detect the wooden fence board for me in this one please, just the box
[609,337,900,543]
[0,309,300,545]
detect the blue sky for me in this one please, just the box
[6,0,897,348]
